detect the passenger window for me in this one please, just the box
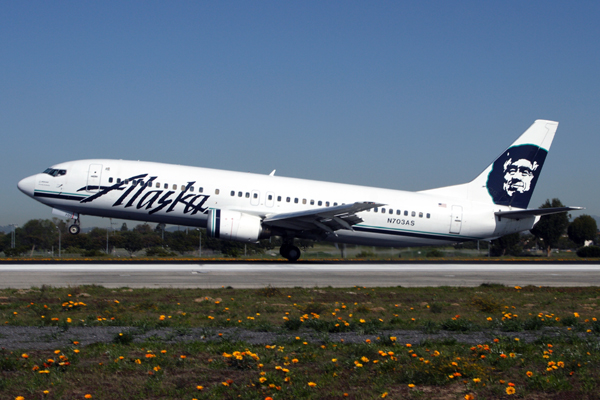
[117,178,121,183]
[334,202,338,206]
[253,193,258,199]
[199,187,203,193]
[404,210,408,216]
[302,199,306,204]
[294,198,299,204]
[411,211,416,217]
[189,186,194,192]
[326,201,330,206]
[268,194,273,200]
[238,191,242,197]
[230,191,235,196]
[310,200,314,205]
[181,185,185,191]
[164,183,168,189]
[156,182,160,188]
[245,193,250,198]
[389,209,393,214]
[374,207,378,212]
[124,179,129,184]
[426,213,431,219]
[108,177,113,183]
[277,196,282,201]
[381,208,386,213]
[419,212,423,218]
[215,189,220,195]
[286,197,290,203]
[396,210,401,215]
[318,201,322,206]
[172,184,177,190]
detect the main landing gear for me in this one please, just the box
[280,242,301,262]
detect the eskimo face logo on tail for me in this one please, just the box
[486,144,547,209]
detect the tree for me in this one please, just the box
[530,198,570,257]
[568,215,598,247]
[18,219,57,253]
[490,233,522,256]
[119,230,145,256]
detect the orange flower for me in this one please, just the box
[506,386,515,395]
[308,382,317,387]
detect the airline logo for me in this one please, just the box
[486,144,548,209]
[79,174,211,215]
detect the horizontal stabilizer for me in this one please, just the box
[495,206,584,219]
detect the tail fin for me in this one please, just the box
[421,120,558,209]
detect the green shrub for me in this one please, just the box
[577,246,600,257]
[355,250,376,259]
[426,249,444,257]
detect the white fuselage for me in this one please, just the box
[18,159,537,247]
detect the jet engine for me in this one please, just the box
[207,209,267,242]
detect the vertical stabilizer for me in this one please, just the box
[421,120,558,209]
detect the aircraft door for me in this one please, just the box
[86,164,103,192]
[450,205,463,234]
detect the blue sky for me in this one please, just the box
[1,1,599,228]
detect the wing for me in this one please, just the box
[263,202,384,233]
[495,206,584,219]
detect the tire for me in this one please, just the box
[69,225,81,235]
[280,244,301,262]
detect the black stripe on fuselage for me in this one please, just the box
[34,192,87,202]
[353,226,472,243]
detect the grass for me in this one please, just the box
[1,284,599,399]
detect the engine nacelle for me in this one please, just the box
[207,209,266,243]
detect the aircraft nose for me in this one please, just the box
[18,175,36,197]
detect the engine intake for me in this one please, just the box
[207,209,266,242]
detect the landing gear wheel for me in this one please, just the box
[68,225,81,235]
[280,244,301,262]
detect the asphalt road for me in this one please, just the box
[1,262,599,288]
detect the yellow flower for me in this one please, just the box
[506,386,515,395]
[465,395,474,400]
[473,378,481,383]
[259,377,267,383]
[16,397,25,400]
[196,385,204,390]
[381,392,388,398]
[526,371,533,377]
[308,382,317,387]
[332,358,338,362]
[408,383,415,388]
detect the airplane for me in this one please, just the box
[17,120,582,261]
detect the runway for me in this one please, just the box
[1,262,599,288]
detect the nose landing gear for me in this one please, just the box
[68,218,81,235]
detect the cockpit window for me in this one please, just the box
[43,168,67,177]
